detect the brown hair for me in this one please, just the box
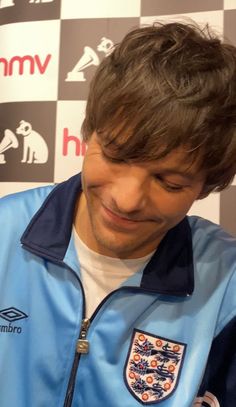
[82,22,236,193]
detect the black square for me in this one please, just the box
[220,186,236,237]
[224,10,236,47]
[0,0,61,25]
[58,18,139,101]
[0,101,56,182]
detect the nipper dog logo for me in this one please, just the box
[0,101,56,182]
[0,120,48,165]
[125,329,186,404]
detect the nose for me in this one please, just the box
[109,167,148,215]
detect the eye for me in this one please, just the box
[154,175,185,192]
[165,183,184,192]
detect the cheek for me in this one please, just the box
[82,159,113,206]
[83,136,119,181]
[151,191,198,220]
[82,155,107,187]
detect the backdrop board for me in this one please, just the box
[0,0,235,236]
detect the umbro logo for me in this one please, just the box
[0,307,28,322]
[0,307,28,334]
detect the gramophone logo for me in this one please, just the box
[0,129,18,163]
[0,0,54,8]
[0,120,48,164]
[66,37,114,82]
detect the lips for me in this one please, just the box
[101,204,143,230]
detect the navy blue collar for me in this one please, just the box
[21,173,194,297]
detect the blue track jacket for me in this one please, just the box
[0,173,235,407]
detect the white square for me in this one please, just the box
[188,193,220,225]
[61,0,141,19]
[0,20,60,102]
[141,10,224,36]
[224,0,236,9]
[0,182,51,198]
[54,101,86,183]
[231,175,236,186]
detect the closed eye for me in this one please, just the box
[154,175,186,192]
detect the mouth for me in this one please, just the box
[101,204,144,229]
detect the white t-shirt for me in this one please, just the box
[73,228,154,318]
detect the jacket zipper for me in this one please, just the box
[21,247,101,407]
[63,318,90,407]
[62,286,145,407]
[76,318,90,354]
[63,285,130,407]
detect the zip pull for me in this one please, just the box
[76,318,90,354]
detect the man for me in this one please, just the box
[0,22,236,407]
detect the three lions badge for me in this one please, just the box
[125,329,187,404]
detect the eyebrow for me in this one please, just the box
[155,167,201,182]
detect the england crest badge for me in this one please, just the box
[124,329,187,404]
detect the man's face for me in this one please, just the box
[76,133,205,259]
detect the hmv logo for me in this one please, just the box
[0,54,51,76]
[63,128,87,157]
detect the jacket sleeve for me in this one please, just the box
[196,316,236,406]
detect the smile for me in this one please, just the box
[101,204,144,230]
